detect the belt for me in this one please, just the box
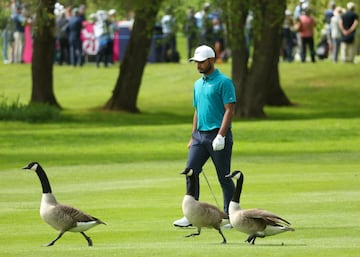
[198,128,219,133]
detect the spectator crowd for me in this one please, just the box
[1,1,358,65]
[281,0,358,63]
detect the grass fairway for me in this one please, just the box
[0,59,359,257]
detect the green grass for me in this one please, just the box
[0,57,359,257]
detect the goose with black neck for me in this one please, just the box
[226,170,295,244]
[23,162,106,247]
[181,168,228,244]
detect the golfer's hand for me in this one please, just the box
[187,137,193,150]
[212,134,225,151]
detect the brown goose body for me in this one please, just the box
[23,162,105,246]
[181,168,228,244]
[227,171,294,244]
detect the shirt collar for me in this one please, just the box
[202,68,218,81]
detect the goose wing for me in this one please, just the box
[243,208,291,226]
[57,204,105,224]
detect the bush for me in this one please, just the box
[0,95,61,122]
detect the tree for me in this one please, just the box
[224,0,291,118]
[104,0,163,112]
[106,0,291,116]
[31,0,61,108]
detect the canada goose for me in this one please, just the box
[23,162,105,247]
[181,168,228,244]
[226,170,295,244]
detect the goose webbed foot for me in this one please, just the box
[44,241,55,247]
[185,232,200,238]
[186,228,201,238]
[44,232,64,247]
[218,229,227,244]
[81,232,93,247]
[245,234,256,244]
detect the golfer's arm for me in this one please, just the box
[218,103,235,137]
[192,110,198,133]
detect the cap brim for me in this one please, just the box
[189,57,207,62]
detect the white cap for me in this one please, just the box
[347,2,355,10]
[302,2,309,9]
[108,9,116,16]
[89,13,96,20]
[189,45,215,62]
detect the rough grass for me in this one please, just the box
[0,58,359,257]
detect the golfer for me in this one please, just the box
[174,45,236,227]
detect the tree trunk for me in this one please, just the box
[265,59,292,106]
[227,0,291,118]
[223,0,250,115]
[104,0,163,113]
[31,0,60,108]
[242,0,286,117]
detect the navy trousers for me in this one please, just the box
[185,129,235,214]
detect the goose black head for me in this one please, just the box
[225,170,243,180]
[23,162,40,171]
[180,168,194,176]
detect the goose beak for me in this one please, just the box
[180,168,193,176]
[22,164,32,170]
[180,169,188,175]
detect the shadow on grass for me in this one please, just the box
[213,242,307,247]
[61,109,193,126]
[58,104,359,127]
[2,90,359,126]
[264,106,360,121]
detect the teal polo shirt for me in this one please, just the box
[193,69,236,131]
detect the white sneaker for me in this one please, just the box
[221,219,233,229]
[173,216,192,227]
[222,223,233,229]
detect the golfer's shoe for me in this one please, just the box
[222,224,233,229]
[173,216,192,227]
[220,218,233,229]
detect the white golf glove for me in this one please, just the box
[212,134,225,151]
